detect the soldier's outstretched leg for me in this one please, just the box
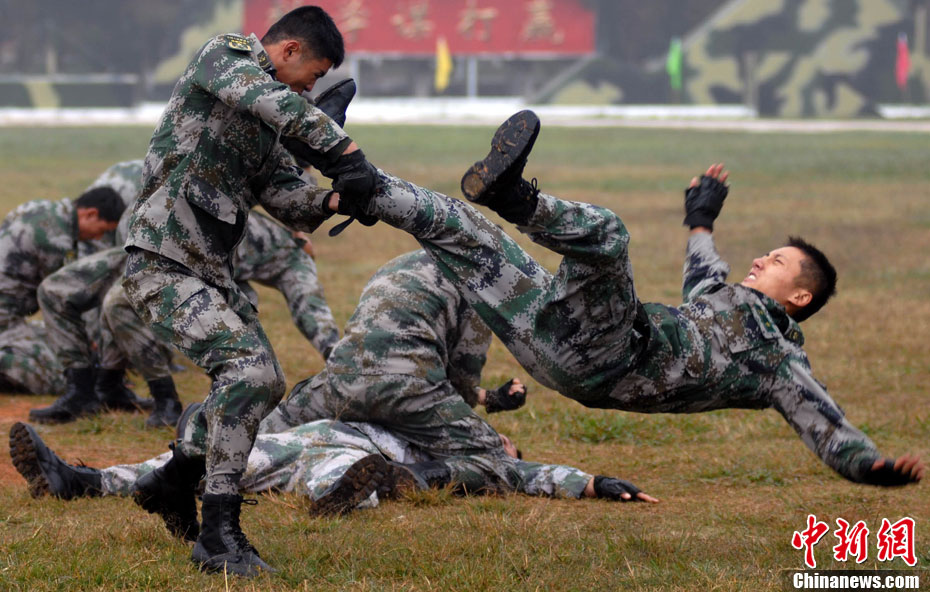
[359,112,646,406]
[124,249,285,574]
[9,422,103,499]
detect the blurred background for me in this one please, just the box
[0,0,928,118]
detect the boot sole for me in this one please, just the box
[9,422,53,498]
[461,110,540,205]
[309,454,388,516]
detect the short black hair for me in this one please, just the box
[262,6,345,68]
[786,236,837,322]
[75,187,125,222]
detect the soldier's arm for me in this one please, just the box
[770,358,921,486]
[448,300,492,407]
[267,249,340,357]
[194,38,351,158]
[511,460,593,499]
[682,231,731,301]
[255,153,334,232]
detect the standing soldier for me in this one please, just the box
[0,187,124,398]
[122,6,378,576]
[37,162,341,429]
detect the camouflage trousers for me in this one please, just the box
[100,419,590,504]
[259,369,519,491]
[100,283,173,381]
[37,246,125,370]
[369,173,646,406]
[101,420,421,507]
[123,249,286,495]
[0,318,66,395]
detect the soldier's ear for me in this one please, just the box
[788,288,812,309]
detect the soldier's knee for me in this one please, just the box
[239,358,286,400]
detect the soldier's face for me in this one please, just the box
[740,246,812,309]
[275,51,333,94]
[500,434,519,459]
[76,208,118,240]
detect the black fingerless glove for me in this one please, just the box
[683,174,728,230]
[593,475,643,501]
[484,379,527,413]
[858,458,914,487]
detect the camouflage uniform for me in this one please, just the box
[123,32,349,496]
[366,175,885,484]
[41,211,340,378]
[256,250,519,491]
[232,212,339,357]
[99,419,591,506]
[0,198,84,395]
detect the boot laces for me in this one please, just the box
[231,498,259,555]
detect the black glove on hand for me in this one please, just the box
[484,379,527,413]
[593,475,643,502]
[683,174,728,230]
[859,458,916,487]
[324,150,381,236]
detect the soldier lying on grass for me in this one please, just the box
[331,110,924,489]
[9,414,656,529]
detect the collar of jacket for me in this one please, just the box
[746,286,805,347]
[248,33,277,78]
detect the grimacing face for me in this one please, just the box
[739,246,812,312]
[270,40,333,93]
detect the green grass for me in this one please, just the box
[0,123,928,591]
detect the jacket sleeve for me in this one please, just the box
[255,151,334,233]
[511,460,591,498]
[682,231,731,302]
[448,299,492,408]
[193,38,350,156]
[269,249,340,355]
[770,358,881,483]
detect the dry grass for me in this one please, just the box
[0,123,927,591]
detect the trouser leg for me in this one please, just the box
[124,251,286,496]
[36,247,125,370]
[368,174,644,403]
[0,320,66,395]
[101,283,173,381]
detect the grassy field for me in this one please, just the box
[0,122,928,591]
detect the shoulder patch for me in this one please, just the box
[224,34,252,52]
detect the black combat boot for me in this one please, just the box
[28,367,101,424]
[192,493,275,577]
[9,421,102,499]
[95,368,154,413]
[282,78,357,166]
[307,454,388,516]
[460,109,542,225]
[145,376,183,428]
[131,444,205,542]
[381,460,453,499]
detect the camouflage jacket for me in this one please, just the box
[327,250,492,407]
[611,232,879,482]
[0,199,81,326]
[232,211,330,342]
[126,33,347,290]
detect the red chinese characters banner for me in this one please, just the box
[244,0,595,56]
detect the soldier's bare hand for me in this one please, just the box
[508,378,525,396]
